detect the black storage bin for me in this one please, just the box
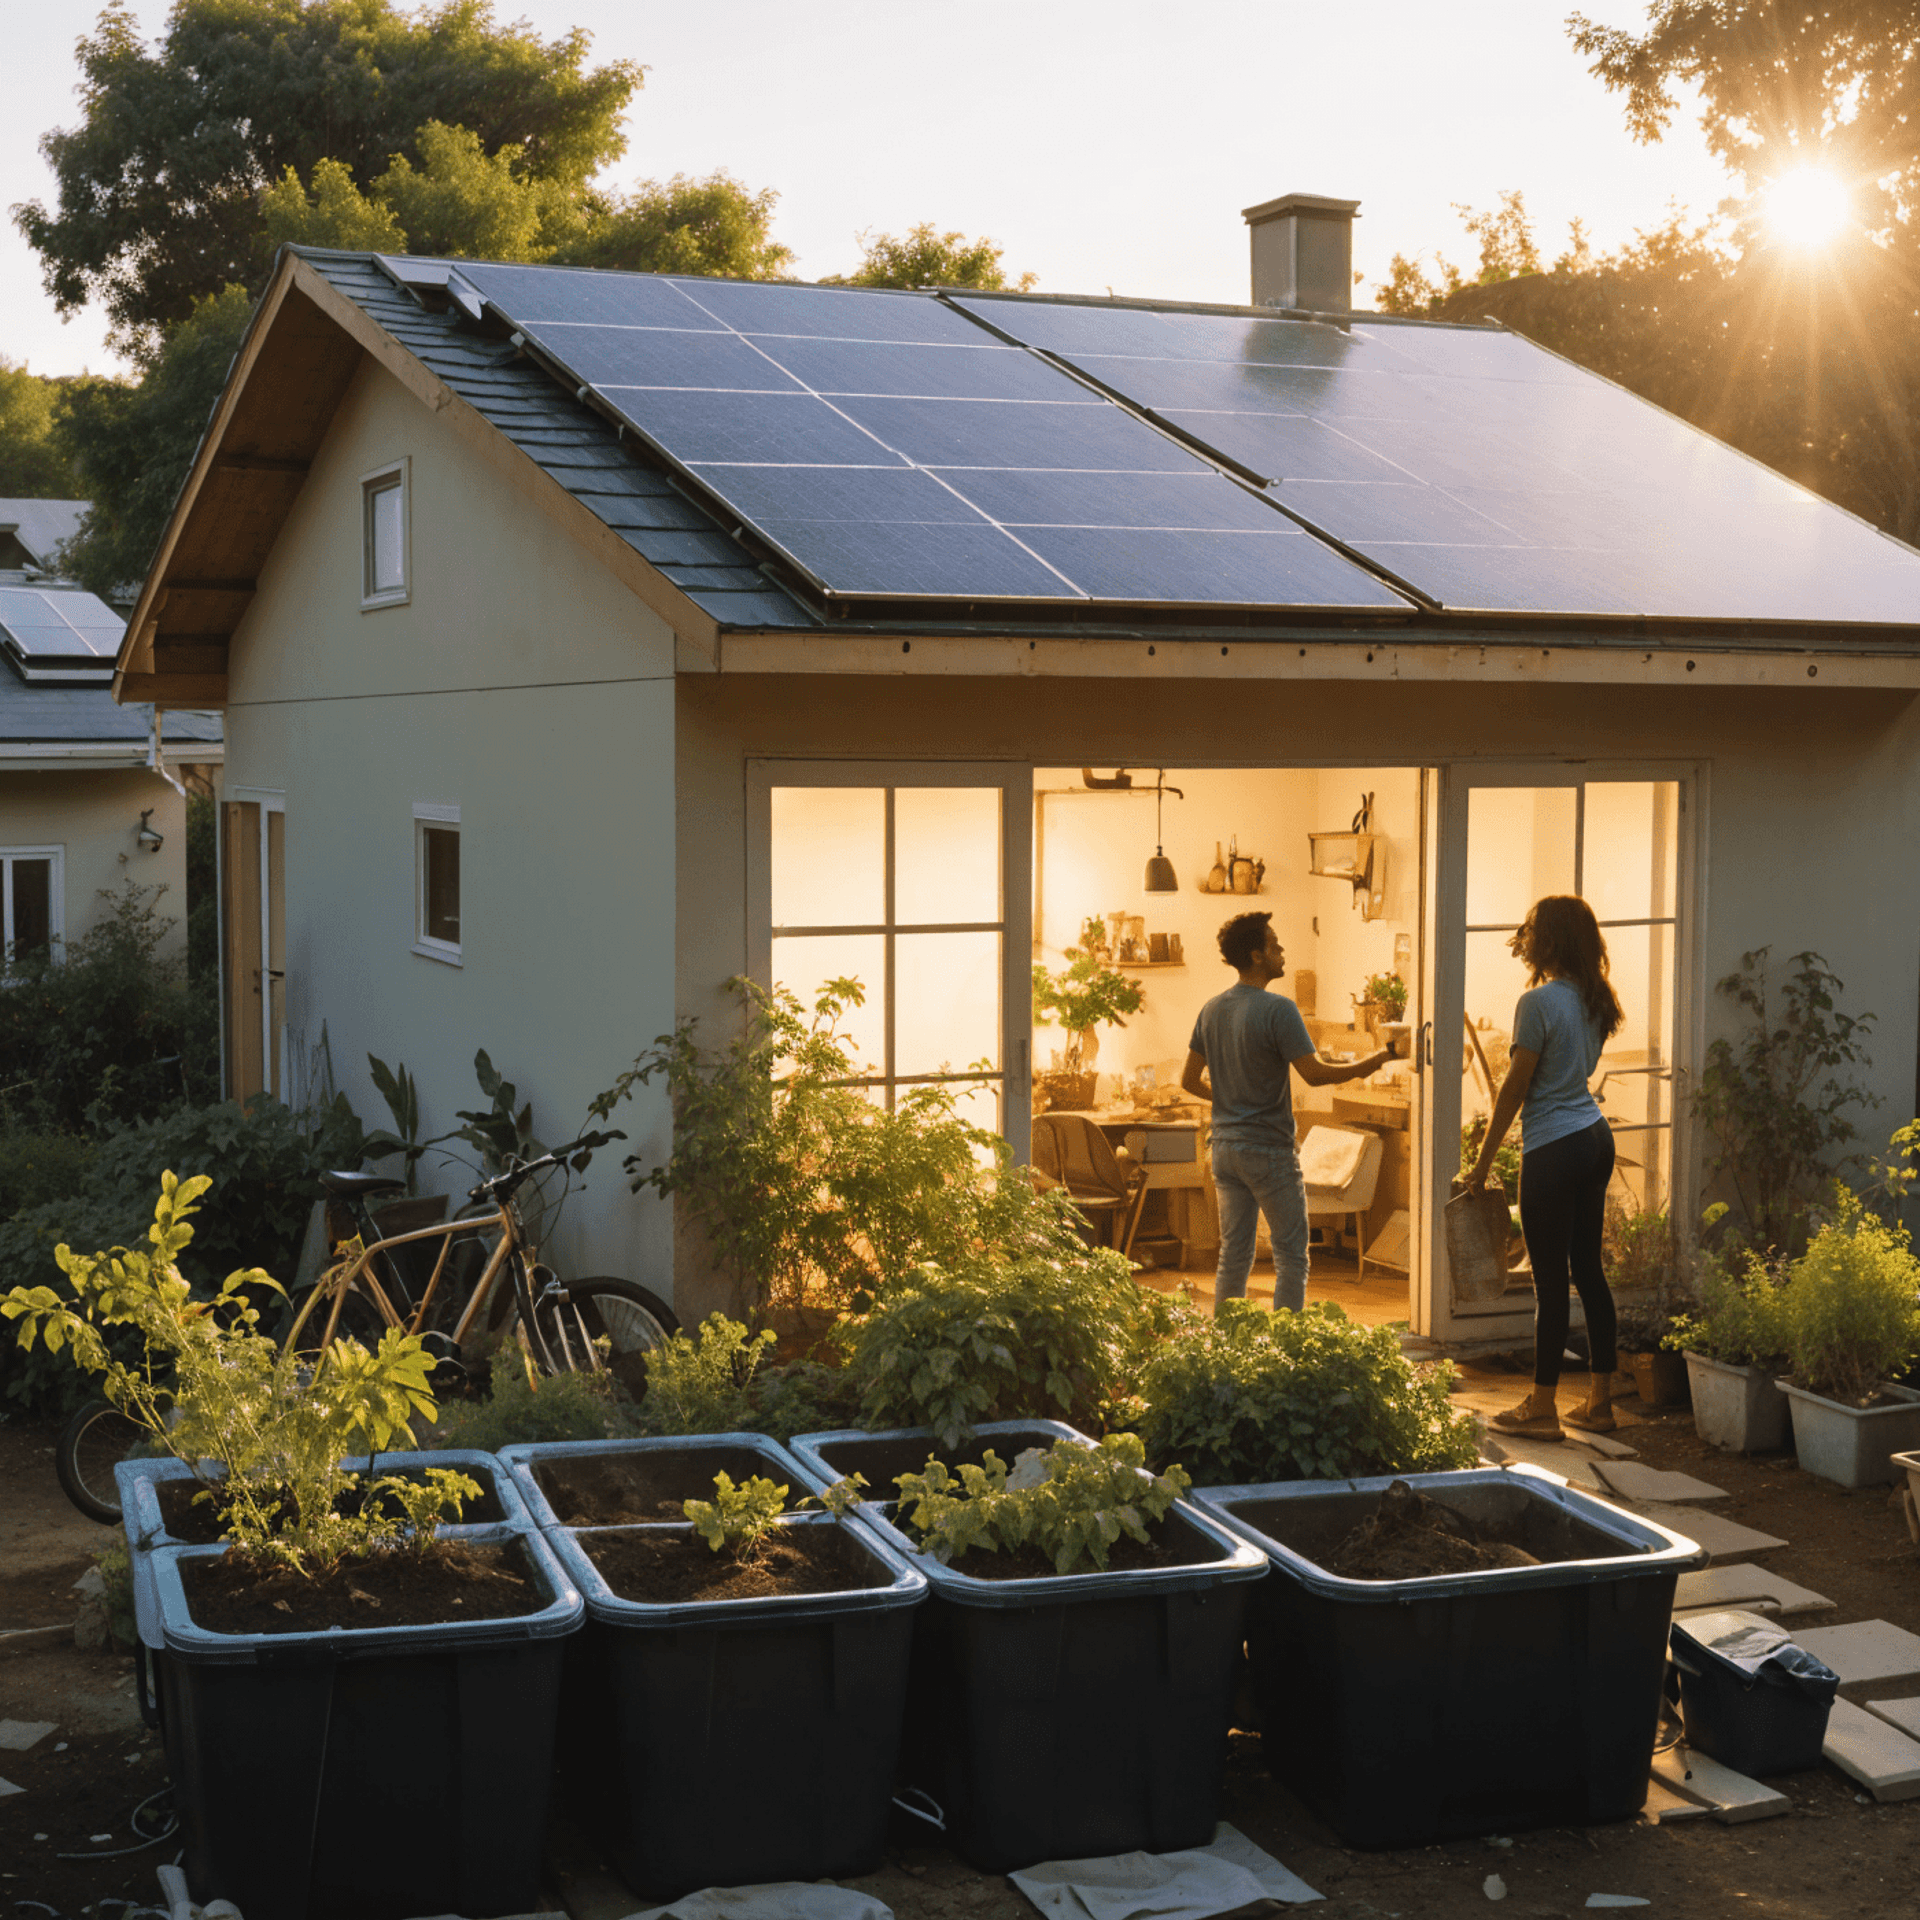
[790,1422,1268,1874]
[546,1510,925,1899]
[130,1525,582,1920]
[1670,1609,1839,1775]
[1192,1470,1708,1848]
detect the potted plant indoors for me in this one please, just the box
[1663,1213,1792,1451]
[1605,1206,1693,1407]
[1359,970,1408,1038]
[1033,933,1144,1110]
[1774,1194,1920,1487]
[2,1176,582,1920]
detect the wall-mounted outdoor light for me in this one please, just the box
[137,808,164,854]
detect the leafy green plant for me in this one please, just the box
[894,1434,1190,1574]
[1606,1206,1689,1353]
[1664,1219,1790,1368]
[1032,954,1144,1074]
[838,1244,1153,1450]
[363,1055,430,1195]
[429,1346,634,1451]
[749,1358,864,1442]
[625,976,1099,1320]
[1364,972,1408,1020]
[93,1539,137,1651]
[1459,1119,1520,1197]
[2,1174,476,1574]
[1693,948,1879,1253]
[634,1312,777,1434]
[1136,1300,1479,1484]
[683,1471,789,1556]
[1779,1195,1920,1405]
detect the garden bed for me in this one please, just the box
[153,1461,511,1543]
[581,1524,879,1602]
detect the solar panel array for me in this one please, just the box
[453,264,1412,612]
[0,587,123,679]
[952,296,1920,623]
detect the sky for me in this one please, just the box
[0,0,1735,379]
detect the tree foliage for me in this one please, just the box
[829,223,1034,291]
[17,0,642,344]
[0,361,83,499]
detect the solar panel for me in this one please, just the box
[0,587,122,655]
[954,295,1920,624]
[453,269,1412,610]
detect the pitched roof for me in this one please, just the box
[0,499,87,570]
[114,248,1920,706]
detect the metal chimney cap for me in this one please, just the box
[1242,193,1361,226]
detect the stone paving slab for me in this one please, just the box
[1863,1697,1920,1740]
[1476,1434,1608,1492]
[1588,1460,1730,1503]
[1673,1564,1834,1620]
[1653,1747,1790,1823]
[1823,1699,1920,1800]
[1634,1505,1787,1561]
[0,1720,56,1752]
[1795,1621,1920,1699]
[1641,1775,1710,1823]
[1562,1427,1639,1459]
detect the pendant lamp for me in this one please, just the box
[1144,771,1179,892]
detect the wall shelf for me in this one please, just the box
[1113,959,1186,970]
[1195,885,1269,897]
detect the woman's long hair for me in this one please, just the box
[1509,895,1625,1039]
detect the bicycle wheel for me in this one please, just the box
[512,1275,678,1390]
[57,1399,150,1525]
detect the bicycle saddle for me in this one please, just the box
[319,1170,408,1198]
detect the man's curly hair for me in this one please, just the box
[1217,911,1272,971]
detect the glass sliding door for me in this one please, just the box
[1430,764,1694,1340]
[750,763,1032,1159]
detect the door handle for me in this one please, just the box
[1418,1020,1433,1071]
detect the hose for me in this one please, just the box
[53,1786,176,1861]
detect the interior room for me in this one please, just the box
[1031,765,1423,1324]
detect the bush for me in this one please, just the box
[1781,1198,1920,1404]
[837,1244,1152,1450]
[0,1121,95,1221]
[1136,1300,1480,1484]
[429,1347,633,1451]
[625,1313,863,1442]
[0,884,216,1131]
[0,1093,364,1417]
[1665,1235,1791,1369]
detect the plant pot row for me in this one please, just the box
[1681,1349,1920,1489]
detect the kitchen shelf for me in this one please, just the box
[1113,959,1186,970]
[1196,885,1269,896]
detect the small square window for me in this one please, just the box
[412,806,460,964]
[362,463,409,607]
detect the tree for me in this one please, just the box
[829,223,1035,291]
[553,174,793,280]
[16,0,642,346]
[1375,190,1572,315]
[0,362,83,499]
[53,287,255,598]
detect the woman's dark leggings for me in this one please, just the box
[1519,1118,1617,1385]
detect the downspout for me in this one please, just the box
[147,707,187,797]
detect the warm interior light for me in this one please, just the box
[1763,167,1852,250]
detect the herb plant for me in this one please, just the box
[2,1174,477,1574]
[1364,972,1408,1020]
[1031,953,1144,1074]
[682,1469,867,1556]
[1136,1299,1479,1484]
[1779,1194,1920,1405]
[1664,1218,1790,1369]
[1605,1206,1690,1353]
[893,1434,1190,1575]
[634,1311,778,1434]
[430,1345,633,1450]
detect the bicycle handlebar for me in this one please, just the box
[466,1134,605,1205]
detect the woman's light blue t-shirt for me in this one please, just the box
[1513,978,1606,1154]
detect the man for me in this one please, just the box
[1182,911,1398,1315]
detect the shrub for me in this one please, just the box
[1606,1206,1689,1353]
[429,1347,634,1451]
[837,1244,1152,1450]
[1664,1225,1790,1369]
[626,1313,864,1442]
[1780,1197,1920,1404]
[0,1121,95,1220]
[1136,1300,1480,1484]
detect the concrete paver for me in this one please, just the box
[1634,1505,1787,1561]
[1588,1460,1730,1503]
[1823,1699,1920,1801]
[1653,1747,1789,1823]
[1672,1564,1834,1621]
[1795,1621,1920,1699]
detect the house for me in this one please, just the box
[109,195,1920,1348]
[0,503,219,963]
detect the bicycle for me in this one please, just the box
[55,1139,679,1523]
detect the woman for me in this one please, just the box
[1467,894,1625,1438]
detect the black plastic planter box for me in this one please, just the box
[789,1421,1268,1874]
[544,1509,925,1898]
[1192,1468,1708,1848]
[129,1523,582,1920]
[498,1430,811,1530]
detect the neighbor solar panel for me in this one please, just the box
[0,586,121,682]
[452,266,1412,611]
[952,295,1920,624]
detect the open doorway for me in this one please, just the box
[1032,766,1428,1330]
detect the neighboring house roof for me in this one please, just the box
[113,247,1920,708]
[0,499,87,572]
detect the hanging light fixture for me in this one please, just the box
[1144,770,1179,892]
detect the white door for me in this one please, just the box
[747,762,1032,1161]
[1425,763,1696,1345]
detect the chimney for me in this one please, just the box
[1242,193,1360,314]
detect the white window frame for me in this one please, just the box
[412,803,461,966]
[361,459,411,610]
[0,844,63,964]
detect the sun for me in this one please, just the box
[1763,167,1853,250]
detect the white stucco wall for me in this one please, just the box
[0,770,190,955]
[223,355,678,1296]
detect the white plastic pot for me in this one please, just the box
[1777,1380,1920,1488]
[1685,1351,1790,1453]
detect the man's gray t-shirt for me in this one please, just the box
[1513,978,1606,1153]
[1190,985,1316,1149]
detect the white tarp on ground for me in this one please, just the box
[1009,1821,1322,1916]
[622,1886,893,1920]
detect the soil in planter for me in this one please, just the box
[585,1525,879,1602]
[534,1446,781,1524]
[1314,1480,1540,1580]
[899,1511,1222,1582]
[155,1464,503,1543]
[180,1539,543,1634]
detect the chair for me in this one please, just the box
[1301,1125,1386,1279]
[1032,1114,1148,1254]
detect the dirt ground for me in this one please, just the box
[6,1395,1920,1920]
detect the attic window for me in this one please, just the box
[362,461,409,608]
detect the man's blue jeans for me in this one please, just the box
[1212,1139,1310,1314]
